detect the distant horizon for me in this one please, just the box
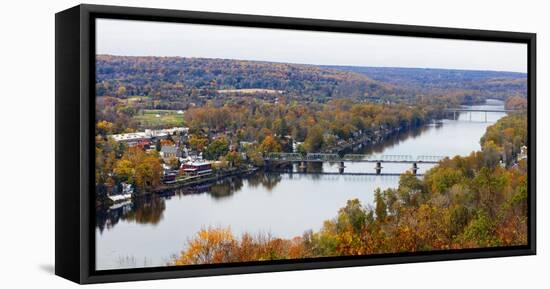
[96,19,528,73]
[96,54,527,75]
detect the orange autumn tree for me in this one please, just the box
[113,147,162,192]
[175,227,236,265]
[173,227,307,265]
[258,135,282,154]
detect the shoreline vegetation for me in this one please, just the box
[171,112,527,265]
[97,111,434,206]
[95,98,452,207]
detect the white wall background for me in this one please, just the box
[0,0,547,287]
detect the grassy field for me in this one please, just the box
[133,109,185,128]
[125,96,150,104]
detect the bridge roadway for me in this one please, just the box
[270,170,425,177]
[444,107,519,122]
[264,153,448,175]
[444,108,519,113]
[264,153,446,164]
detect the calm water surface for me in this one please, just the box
[96,100,506,270]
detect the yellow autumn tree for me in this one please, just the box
[175,227,236,265]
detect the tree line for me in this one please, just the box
[324,66,527,102]
[185,99,446,155]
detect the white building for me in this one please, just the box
[109,127,189,145]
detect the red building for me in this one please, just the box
[136,139,152,150]
[181,161,213,176]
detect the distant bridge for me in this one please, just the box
[444,108,519,122]
[264,153,447,175]
[445,108,518,113]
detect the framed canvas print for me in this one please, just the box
[55,4,536,284]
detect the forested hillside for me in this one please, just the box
[96,55,396,105]
[323,66,527,102]
[97,55,526,108]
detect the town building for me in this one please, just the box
[160,145,180,160]
[109,127,189,146]
[181,161,213,176]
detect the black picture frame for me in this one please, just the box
[55,4,536,284]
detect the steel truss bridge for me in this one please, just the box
[264,153,448,175]
[264,153,446,164]
[444,108,519,122]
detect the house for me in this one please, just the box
[239,141,256,148]
[181,161,213,176]
[518,145,528,161]
[160,145,180,159]
[136,139,152,150]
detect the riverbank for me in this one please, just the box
[98,166,259,207]
[328,122,425,154]
[152,167,258,193]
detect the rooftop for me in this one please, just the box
[109,127,189,142]
[161,145,178,154]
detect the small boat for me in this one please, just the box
[162,170,178,184]
[108,200,132,210]
[107,193,133,203]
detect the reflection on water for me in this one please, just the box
[96,100,507,270]
[346,122,433,156]
[96,173,285,232]
[96,196,166,233]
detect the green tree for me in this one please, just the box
[336,199,367,234]
[374,188,387,222]
[225,151,242,168]
[204,138,230,160]
[113,159,134,183]
[155,139,161,152]
[296,144,307,156]
[304,125,324,152]
[189,134,209,152]
[117,85,127,97]
[96,120,114,136]
[274,117,290,136]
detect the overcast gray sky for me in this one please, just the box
[96,18,527,73]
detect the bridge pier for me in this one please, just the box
[444,108,514,123]
[338,161,345,174]
[375,162,383,175]
[299,161,307,172]
[411,162,418,175]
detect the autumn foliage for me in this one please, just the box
[173,227,308,265]
[173,114,528,265]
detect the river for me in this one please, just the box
[95,99,506,270]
